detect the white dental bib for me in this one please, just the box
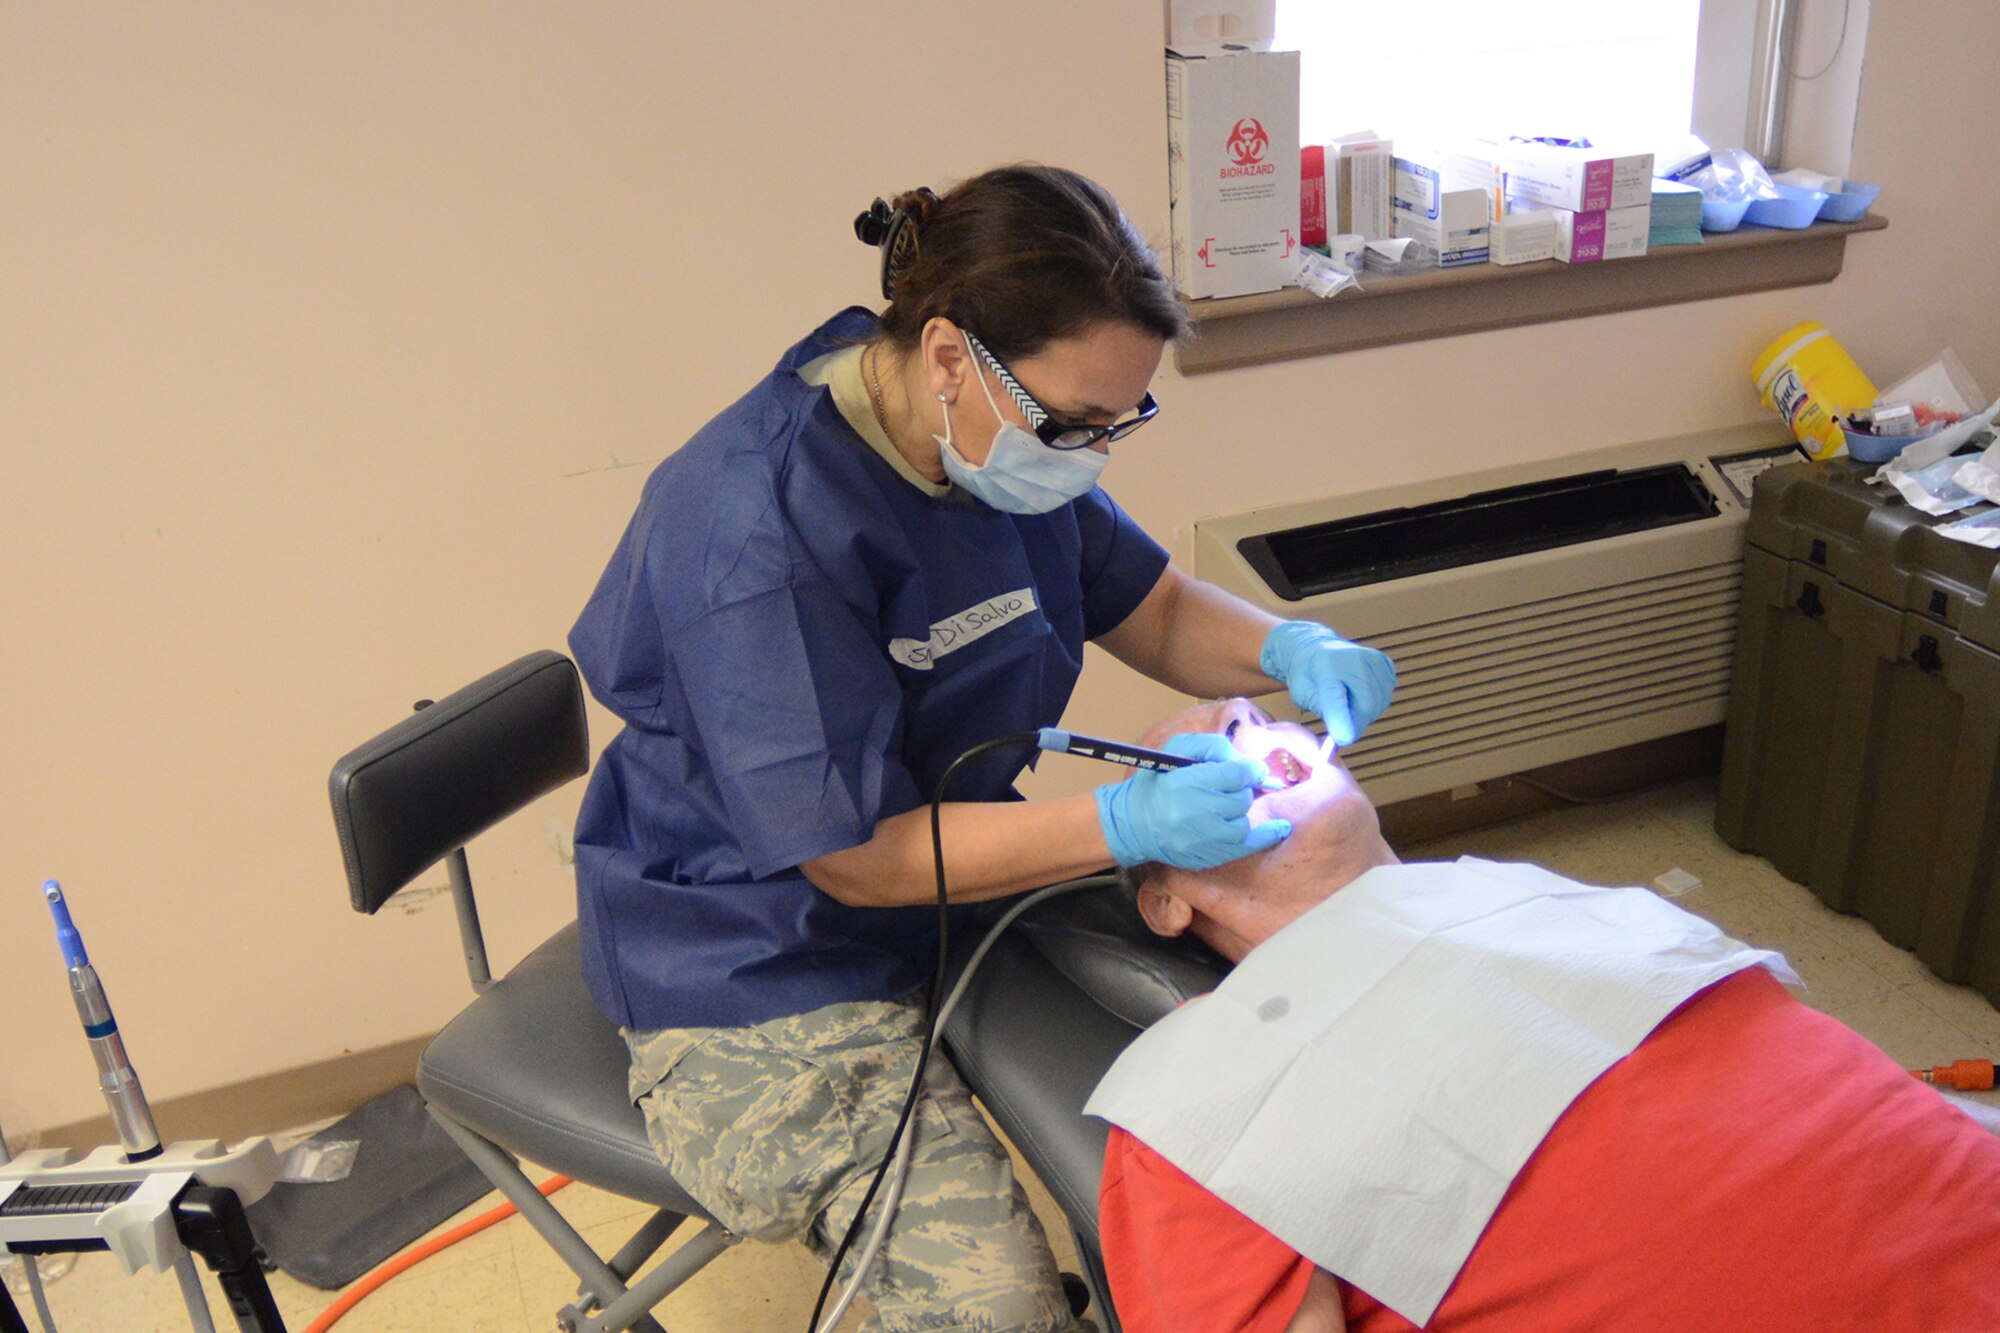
[1085,857,1797,1326]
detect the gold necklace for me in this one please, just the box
[864,344,893,441]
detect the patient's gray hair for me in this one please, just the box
[1118,859,1164,905]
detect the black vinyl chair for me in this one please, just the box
[942,887,1228,1333]
[328,650,736,1333]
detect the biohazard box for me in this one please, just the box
[1166,47,1302,299]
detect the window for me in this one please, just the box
[1276,3,1703,151]
[1257,0,1865,171]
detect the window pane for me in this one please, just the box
[1276,1,1701,148]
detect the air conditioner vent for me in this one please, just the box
[1194,427,1800,803]
[1241,463,1723,599]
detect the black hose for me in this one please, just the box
[804,731,1042,1333]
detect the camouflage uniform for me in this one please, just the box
[626,996,1086,1333]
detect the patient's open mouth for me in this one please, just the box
[1264,746,1312,788]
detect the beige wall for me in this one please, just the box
[4,2,1995,1140]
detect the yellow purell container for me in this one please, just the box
[1751,321,1878,461]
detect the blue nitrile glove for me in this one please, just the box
[1260,621,1397,746]
[1095,732,1293,870]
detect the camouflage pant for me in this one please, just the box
[625,996,1083,1333]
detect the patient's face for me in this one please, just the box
[1140,697,1369,832]
[1136,698,1395,960]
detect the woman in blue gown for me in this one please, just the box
[568,164,1396,1333]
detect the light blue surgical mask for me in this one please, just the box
[933,334,1107,515]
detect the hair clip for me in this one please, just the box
[853,197,894,248]
[855,190,938,301]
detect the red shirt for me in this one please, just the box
[1100,969,2000,1332]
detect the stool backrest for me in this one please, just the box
[329,651,589,915]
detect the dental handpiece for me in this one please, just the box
[1036,728,1205,773]
[44,880,163,1162]
[1035,727,1297,788]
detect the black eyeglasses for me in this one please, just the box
[963,330,1160,451]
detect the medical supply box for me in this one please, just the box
[1392,148,1493,268]
[1716,458,2000,1001]
[1552,204,1650,264]
[1166,47,1302,299]
[1334,132,1395,240]
[1498,141,1653,214]
[1490,210,1557,266]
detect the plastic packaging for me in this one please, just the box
[278,1136,361,1184]
[1690,148,1780,232]
[1953,439,2000,505]
[1884,453,1985,516]
[1751,321,1878,460]
[1362,236,1424,275]
[1294,249,1358,299]
[1869,401,2000,483]
[1936,507,2000,549]
[1880,350,1986,419]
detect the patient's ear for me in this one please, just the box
[1135,882,1193,937]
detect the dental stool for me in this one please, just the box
[943,886,1228,1333]
[328,651,734,1333]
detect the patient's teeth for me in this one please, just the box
[1264,747,1312,788]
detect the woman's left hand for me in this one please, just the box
[1260,621,1397,746]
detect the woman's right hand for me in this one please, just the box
[1095,732,1292,870]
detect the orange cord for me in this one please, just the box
[1911,1059,1997,1092]
[300,1175,571,1333]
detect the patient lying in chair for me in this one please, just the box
[1090,698,2000,1333]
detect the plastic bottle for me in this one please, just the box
[1751,321,1878,461]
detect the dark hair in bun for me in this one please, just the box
[854,165,1189,362]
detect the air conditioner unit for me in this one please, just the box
[1195,424,1802,804]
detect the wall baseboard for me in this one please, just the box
[32,1033,435,1156]
[1379,725,1725,848]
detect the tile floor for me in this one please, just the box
[12,776,2000,1333]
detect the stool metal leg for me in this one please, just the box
[569,1223,735,1333]
[605,1210,686,1282]
[428,1111,677,1333]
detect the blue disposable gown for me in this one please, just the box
[570,309,1170,1030]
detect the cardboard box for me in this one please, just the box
[1499,141,1654,214]
[1392,150,1491,267]
[1166,48,1302,299]
[1419,140,1506,218]
[1552,204,1651,264]
[1491,209,1557,266]
[1332,131,1394,240]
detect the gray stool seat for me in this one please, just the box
[417,923,712,1220]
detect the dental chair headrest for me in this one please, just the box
[1014,888,1228,1030]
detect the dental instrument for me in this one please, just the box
[44,882,162,1164]
[1038,727,1301,788]
[2,882,289,1333]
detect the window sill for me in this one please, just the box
[1174,214,1889,374]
